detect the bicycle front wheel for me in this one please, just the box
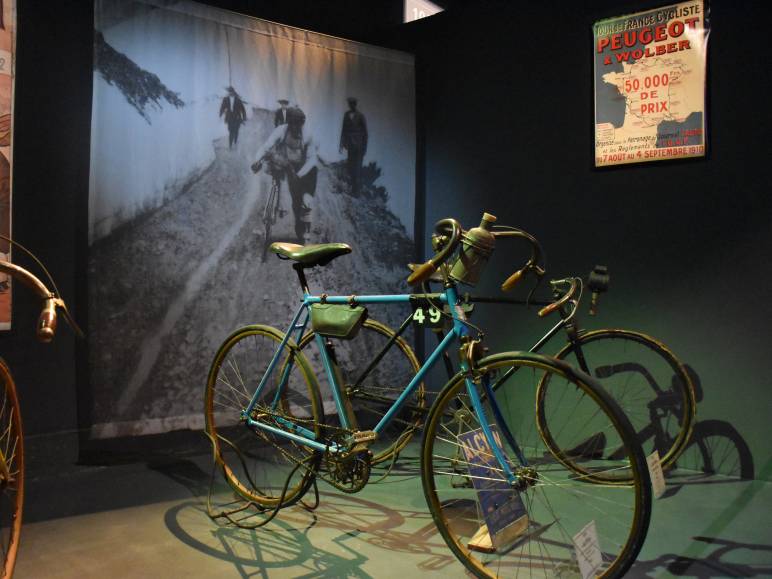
[0,359,22,579]
[422,352,651,578]
[544,329,696,472]
[299,319,425,464]
[205,325,324,509]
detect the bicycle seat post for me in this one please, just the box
[293,263,310,294]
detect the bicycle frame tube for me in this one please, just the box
[373,328,457,434]
[244,302,309,418]
[245,290,456,454]
[351,312,413,392]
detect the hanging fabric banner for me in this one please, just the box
[0,0,15,330]
[594,1,709,167]
[89,0,416,437]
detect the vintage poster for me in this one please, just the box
[0,0,14,330]
[89,0,415,437]
[594,1,709,167]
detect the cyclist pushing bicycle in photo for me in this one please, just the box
[251,106,319,244]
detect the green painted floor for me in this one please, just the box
[14,432,772,578]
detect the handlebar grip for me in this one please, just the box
[501,268,525,292]
[407,260,437,286]
[37,298,57,343]
[537,302,560,318]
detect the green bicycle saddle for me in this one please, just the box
[270,242,352,267]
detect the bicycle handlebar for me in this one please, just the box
[493,227,546,292]
[0,260,84,343]
[407,218,462,285]
[538,277,579,318]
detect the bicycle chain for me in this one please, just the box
[248,405,372,493]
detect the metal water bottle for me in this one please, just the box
[449,212,497,286]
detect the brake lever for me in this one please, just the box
[524,266,545,308]
[59,300,85,339]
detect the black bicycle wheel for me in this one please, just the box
[298,319,425,464]
[422,352,651,578]
[205,325,324,508]
[542,329,696,473]
[0,359,22,579]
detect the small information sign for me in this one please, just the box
[647,450,667,499]
[573,520,603,579]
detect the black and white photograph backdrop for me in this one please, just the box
[88,0,416,437]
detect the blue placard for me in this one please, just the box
[458,426,528,542]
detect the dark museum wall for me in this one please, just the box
[411,1,772,481]
[4,0,771,485]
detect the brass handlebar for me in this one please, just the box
[538,278,579,318]
[407,218,463,286]
[494,227,546,292]
[0,260,83,342]
[0,261,52,300]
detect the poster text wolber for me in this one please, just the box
[594,1,709,167]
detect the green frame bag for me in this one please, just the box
[310,303,368,340]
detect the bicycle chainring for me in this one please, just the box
[323,435,372,493]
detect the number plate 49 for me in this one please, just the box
[411,305,443,328]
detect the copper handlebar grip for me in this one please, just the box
[537,301,560,318]
[501,268,525,292]
[538,278,579,318]
[407,260,438,285]
[37,298,57,343]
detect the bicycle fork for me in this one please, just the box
[461,366,525,488]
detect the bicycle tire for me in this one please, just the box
[540,329,696,475]
[0,358,23,579]
[205,325,324,508]
[298,319,425,465]
[422,352,652,578]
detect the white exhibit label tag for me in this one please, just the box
[573,520,602,579]
[647,450,666,499]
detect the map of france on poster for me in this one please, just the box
[594,1,708,167]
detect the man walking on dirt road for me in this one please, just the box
[339,97,368,197]
[219,86,247,149]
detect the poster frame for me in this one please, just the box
[591,0,710,169]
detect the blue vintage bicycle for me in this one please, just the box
[205,214,652,578]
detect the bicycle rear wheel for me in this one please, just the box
[0,359,22,578]
[298,319,425,464]
[422,352,651,578]
[205,325,323,509]
[544,329,696,472]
